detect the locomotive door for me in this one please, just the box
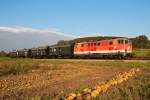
[93,43,96,51]
[90,42,96,54]
[90,43,94,53]
[109,41,114,54]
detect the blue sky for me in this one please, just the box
[0,0,150,37]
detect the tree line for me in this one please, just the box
[131,35,150,49]
[57,35,150,49]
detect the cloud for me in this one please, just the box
[0,26,75,37]
[0,26,75,51]
[77,32,106,38]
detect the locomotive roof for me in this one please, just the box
[75,37,129,44]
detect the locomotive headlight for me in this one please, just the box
[114,46,116,49]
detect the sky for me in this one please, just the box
[0,0,150,50]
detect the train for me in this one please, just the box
[9,37,132,59]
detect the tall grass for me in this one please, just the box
[0,62,40,76]
[0,58,62,76]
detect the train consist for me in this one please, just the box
[9,37,132,59]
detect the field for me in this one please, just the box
[0,57,150,100]
[133,49,150,59]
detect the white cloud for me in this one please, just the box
[77,32,106,38]
[0,26,75,51]
[0,26,75,38]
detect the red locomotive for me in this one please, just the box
[74,37,132,58]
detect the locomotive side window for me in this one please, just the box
[118,40,121,44]
[125,40,128,44]
[81,44,84,47]
[97,42,100,46]
[121,40,124,44]
[109,41,113,45]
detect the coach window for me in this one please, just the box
[109,41,113,45]
[91,43,93,46]
[49,48,51,52]
[53,48,56,52]
[59,48,61,51]
[94,43,96,46]
[88,43,90,46]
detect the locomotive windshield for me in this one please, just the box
[118,39,130,44]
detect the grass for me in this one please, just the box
[0,62,40,76]
[0,58,62,76]
[0,57,149,99]
[133,49,150,59]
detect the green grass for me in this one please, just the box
[0,58,62,76]
[0,61,40,76]
[0,57,149,77]
[133,49,150,59]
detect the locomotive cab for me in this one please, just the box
[117,38,132,57]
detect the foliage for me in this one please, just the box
[57,35,150,49]
[57,36,123,45]
[0,60,40,76]
[0,58,62,76]
[131,35,150,49]
[133,49,150,59]
[57,40,70,45]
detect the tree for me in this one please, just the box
[132,35,149,48]
[57,40,68,45]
